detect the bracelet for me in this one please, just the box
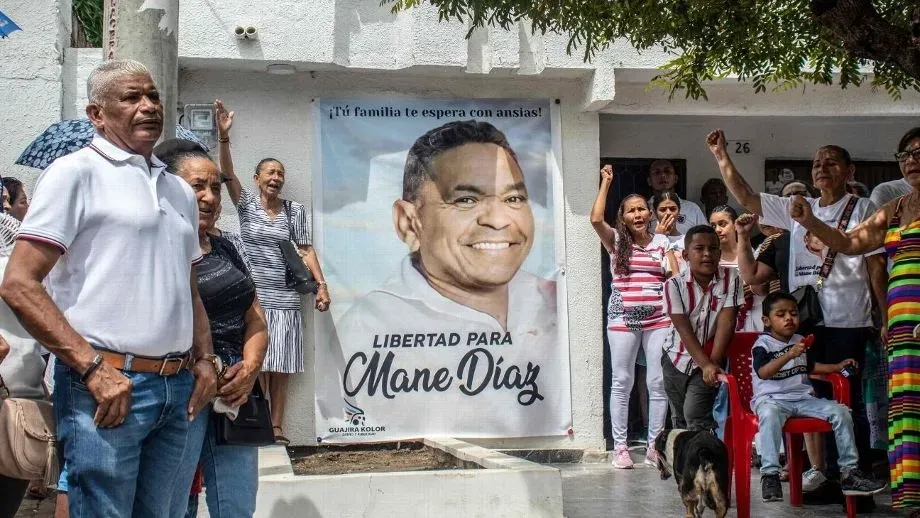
[80,354,104,383]
[218,136,230,143]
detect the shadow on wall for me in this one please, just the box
[333,0,398,66]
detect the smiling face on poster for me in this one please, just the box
[313,100,571,442]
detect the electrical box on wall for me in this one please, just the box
[181,104,216,150]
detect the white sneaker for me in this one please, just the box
[644,447,658,467]
[802,467,827,492]
[613,445,634,469]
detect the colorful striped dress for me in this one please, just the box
[884,200,920,509]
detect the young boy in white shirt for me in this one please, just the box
[752,292,886,502]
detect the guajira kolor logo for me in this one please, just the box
[326,400,386,438]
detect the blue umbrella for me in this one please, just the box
[16,120,208,170]
[0,10,21,38]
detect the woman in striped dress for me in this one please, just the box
[592,165,678,469]
[793,127,920,512]
[216,100,331,445]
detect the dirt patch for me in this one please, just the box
[290,441,472,476]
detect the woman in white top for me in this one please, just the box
[0,209,45,518]
[592,166,678,469]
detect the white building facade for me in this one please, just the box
[2,0,918,452]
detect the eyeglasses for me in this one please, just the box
[783,190,808,198]
[895,149,920,163]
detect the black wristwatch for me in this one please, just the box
[81,354,104,383]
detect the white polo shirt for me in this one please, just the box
[18,135,201,357]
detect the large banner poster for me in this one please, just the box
[313,99,571,443]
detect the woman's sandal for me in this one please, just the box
[273,425,290,446]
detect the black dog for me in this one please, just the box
[654,429,730,518]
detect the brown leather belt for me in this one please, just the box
[98,350,193,376]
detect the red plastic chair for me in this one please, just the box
[719,332,857,518]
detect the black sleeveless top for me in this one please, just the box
[196,235,256,358]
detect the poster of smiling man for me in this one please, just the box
[313,99,571,442]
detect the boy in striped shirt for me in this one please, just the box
[661,225,742,431]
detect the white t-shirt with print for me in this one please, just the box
[760,193,880,328]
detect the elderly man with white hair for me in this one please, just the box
[0,59,218,517]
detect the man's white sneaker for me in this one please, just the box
[644,447,658,467]
[802,467,827,493]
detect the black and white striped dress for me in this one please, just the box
[237,189,312,373]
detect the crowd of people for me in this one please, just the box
[1,54,919,518]
[0,60,330,518]
[596,125,920,511]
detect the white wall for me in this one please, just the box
[179,67,606,451]
[177,0,615,107]
[601,114,917,203]
[0,0,70,188]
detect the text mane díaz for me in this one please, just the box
[343,348,543,406]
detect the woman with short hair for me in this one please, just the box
[214,100,330,445]
[157,139,268,518]
[1,178,28,222]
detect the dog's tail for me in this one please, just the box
[696,449,728,517]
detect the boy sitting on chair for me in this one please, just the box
[752,292,885,502]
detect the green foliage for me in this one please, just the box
[385,0,920,100]
[73,0,103,47]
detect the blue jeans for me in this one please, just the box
[755,397,858,475]
[54,362,208,518]
[188,405,259,518]
[713,384,728,440]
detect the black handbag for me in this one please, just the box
[791,284,823,335]
[791,195,859,335]
[213,381,275,447]
[278,200,318,294]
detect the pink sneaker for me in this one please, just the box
[612,445,634,469]
[644,447,658,467]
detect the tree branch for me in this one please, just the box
[812,0,920,79]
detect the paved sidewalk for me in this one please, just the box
[558,460,903,518]
[19,463,908,517]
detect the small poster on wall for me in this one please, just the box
[312,98,572,443]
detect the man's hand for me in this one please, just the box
[85,363,133,428]
[655,212,675,235]
[735,213,757,238]
[702,362,724,386]
[215,99,234,138]
[600,164,614,183]
[218,360,260,408]
[836,358,858,372]
[789,195,813,224]
[0,335,8,364]
[315,285,331,312]
[188,359,218,421]
[706,130,728,161]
